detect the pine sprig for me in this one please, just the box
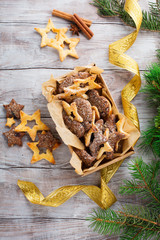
[88,206,160,239]
[91,0,160,32]
[155,106,160,128]
[141,64,160,107]
[139,50,160,157]
[119,158,160,209]
[88,159,160,239]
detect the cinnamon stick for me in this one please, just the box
[52,9,92,27]
[72,14,94,39]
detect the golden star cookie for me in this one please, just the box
[15,110,49,141]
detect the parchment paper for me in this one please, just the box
[42,64,140,176]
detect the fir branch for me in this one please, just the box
[91,0,160,32]
[141,63,160,107]
[87,206,160,239]
[140,49,160,157]
[139,125,160,157]
[155,106,160,128]
[88,159,160,239]
[119,158,160,209]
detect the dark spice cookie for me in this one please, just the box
[62,110,85,138]
[74,148,95,167]
[103,114,117,133]
[73,98,92,132]
[88,90,110,119]
[57,71,90,94]
[37,131,60,152]
[3,126,25,147]
[3,99,24,119]
[89,119,107,157]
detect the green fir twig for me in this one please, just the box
[139,50,160,157]
[91,0,160,32]
[87,158,160,239]
[88,206,160,239]
[119,158,160,209]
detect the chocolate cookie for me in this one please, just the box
[73,98,92,132]
[37,131,60,152]
[3,99,24,119]
[57,71,90,94]
[3,126,25,147]
[88,90,110,119]
[62,110,85,138]
[74,148,95,167]
[108,132,125,151]
[103,114,117,133]
[89,119,107,157]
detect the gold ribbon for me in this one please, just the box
[18,0,142,209]
[109,0,142,129]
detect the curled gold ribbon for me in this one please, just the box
[18,0,142,209]
[17,162,122,209]
[109,0,142,129]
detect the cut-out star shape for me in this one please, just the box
[3,126,25,147]
[27,141,55,164]
[34,18,67,47]
[37,131,61,152]
[3,99,24,119]
[5,117,15,128]
[35,18,80,62]
[15,109,49,141]
[57,38,80,62]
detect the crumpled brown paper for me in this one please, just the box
[42,64,140,176]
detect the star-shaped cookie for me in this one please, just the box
[37,131,61,152]
[56,38,80,62]
[27,142,55,164]
[3,99,24,119]
[34,18,67,47]
[35,18,80,62]
[5,117,16,128]
[15,109,49,141]
[3,126,25,147]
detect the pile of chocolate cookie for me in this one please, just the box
[54,70,129,168]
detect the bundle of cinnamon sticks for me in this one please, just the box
[52,9,94,39]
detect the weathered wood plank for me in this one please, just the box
[0,23,159,70]
[0,69,154,168]
[0,166,145,220]
[0,218,117,240]
[0,1,158,239]
[0,116,153,169]
[0,69,155,120]
[0,0,151,24]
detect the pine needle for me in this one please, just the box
[91,0,160,32]
[87,159,160,239]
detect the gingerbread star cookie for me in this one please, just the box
[15,109,49,141]
[37,131,61,152]
[3,99,24,119]
[28,131,60,164]
[3,126,25,147]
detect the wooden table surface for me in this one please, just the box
[0,0,159,239]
